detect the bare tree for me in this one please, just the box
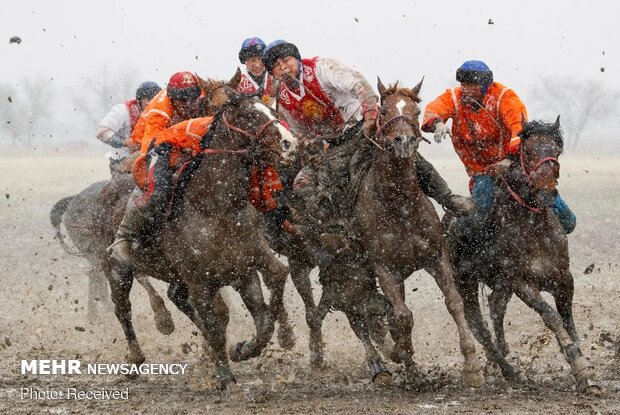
[0,78,54,147]
[529,77,620,148]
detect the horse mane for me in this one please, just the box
[519,118,564,153]
[383,82,421,104]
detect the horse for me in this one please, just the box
[50,181,174,333]
[274,79,483,387]
[102,82,298,388]
[351,78,484,387]
[444,117,599,393]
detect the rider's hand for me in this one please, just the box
[433,121,451,143]
[485,158,512,177]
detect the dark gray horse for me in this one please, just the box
[50,180,175,333]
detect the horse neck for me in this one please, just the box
[370,150,422,204]
[186,129,251,215]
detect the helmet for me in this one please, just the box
[167,71,201,101]
[239,37,266,64]
[456,60,493,90]
[135,81,161,101]
[262,40,301,73]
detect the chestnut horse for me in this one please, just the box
[353,79,484,387]
[279,79,484,387]
[445,117,599,393]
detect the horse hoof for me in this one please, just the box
[578,378,604,396]
[372,371,392,387]
[277,324,296,350]
[463,368,485,388]
[154,309,175,336]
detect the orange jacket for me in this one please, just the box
[155,117,214,156]
[131,88,204,154]
[422,82,527,176]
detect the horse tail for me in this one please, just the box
[49,195,81,256]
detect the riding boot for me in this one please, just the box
[416,154,474,216]
[107,196,150,266]
[107,143,175,266]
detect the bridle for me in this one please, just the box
[369,98,429,152]
[200,103,279,157]
[498,142,560,213]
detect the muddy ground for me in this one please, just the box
[0,151,619,414]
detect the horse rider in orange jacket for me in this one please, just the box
[108,71,207,265]
[422,60,576,235]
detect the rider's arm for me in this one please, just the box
[499,89,528,154]
[95,104,130,148]
[421,89,457,133]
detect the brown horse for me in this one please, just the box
[445,117,599,393]
[352,79,484,387]
[107,83,298,388]
[278,79,483,387]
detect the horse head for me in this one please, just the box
[375,77,424,158]
[517,116,563,207]
[200,79,298,165]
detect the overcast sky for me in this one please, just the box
[4,0,617,93]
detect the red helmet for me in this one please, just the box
[167,71,201,100]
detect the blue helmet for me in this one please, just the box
[456,60,493,94]
[239,37,266,63]
[135,81,161,101]
[263,40,301,73]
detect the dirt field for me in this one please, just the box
[1,151,619,414]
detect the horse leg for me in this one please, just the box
[488,287,513,357]
[426,248,484,387]
[186,281,235,389]
[366,292,396,360]
[552,271,580,346]
[229,271,275,362]
[257,241,295,350]
[345,309,391,385]
[308,282,335,368]
[458,275,522,383]
[167,281,229,332]
[290,256,322,358]
[374,266,419,382]
[105,265,145,366]
[135,275,175,336]
[511,280,598,394]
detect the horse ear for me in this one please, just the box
[554,115,561,129]
[377,77,388,100]
[228,67,242,88]
[411,76,424,98]
[195,73,209,93]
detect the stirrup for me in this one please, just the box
[106,238,133,266]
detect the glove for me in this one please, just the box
[433,122,451,143]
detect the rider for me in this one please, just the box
[236,37,274,105]
[107,71,207,265]
[95,81,161,174]
[262,39,473,250]
[422,60,576,234]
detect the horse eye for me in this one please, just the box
[282,140,291,150]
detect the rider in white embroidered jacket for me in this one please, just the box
[276,56,378,142]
